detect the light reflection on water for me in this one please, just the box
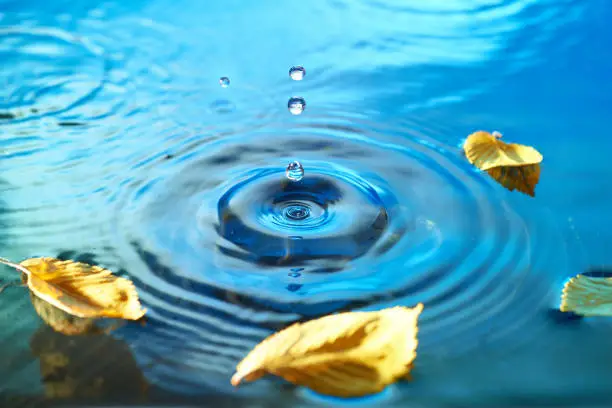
[1,0,611,406]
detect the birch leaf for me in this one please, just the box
[560,274,612,316]
[463,131,543,196]
[0,257,146,321]
[231,303,424,397]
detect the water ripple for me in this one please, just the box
[0,0,598,403]
[156,83,280,135]
[0,26,108,122]
[104,111,568,394]
[265,0,586,111]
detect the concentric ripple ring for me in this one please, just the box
[216,169,391,265]
[0,27,107,122]
[110,113,567,393]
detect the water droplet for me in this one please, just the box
[492,130,502,138]
[285,160,304,181]
[288,272,301,278]
[219,77,230,88]
[289,66,306,81]
[288,97,306,115]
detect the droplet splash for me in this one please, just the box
[289,66,306,80]
[284,203,311,220]
[288,97,306,115]
[219,76,230,88]
[285,161,304,182]
[115,116,567,396]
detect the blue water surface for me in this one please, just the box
[1,0,611,407]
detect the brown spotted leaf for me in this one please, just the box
[0,257,146,321]
[231,304,423,397]
[485,164,541,197]
[463,131,543,196]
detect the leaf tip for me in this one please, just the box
[230,367,265,387]
[127,307,147,321]
[230,372,242,387]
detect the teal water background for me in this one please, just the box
[1,0,611,407]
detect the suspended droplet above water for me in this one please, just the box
[289,267,303,278]
[289,66,306,81]
[219,76,230,88]
[285,160,304,182]
[288,97,306,115]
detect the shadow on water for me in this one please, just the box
[0,249,254,407]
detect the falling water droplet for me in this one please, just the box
[285,160,304,182]
[289,267,303,277]
[219,77,230,88]
[289,66,306,80]
[287,97,306,115]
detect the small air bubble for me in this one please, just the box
[288,97,306,115]
[285,160,304,182]
[289,66,306,81]
[219,77,230,88]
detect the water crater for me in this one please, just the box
[217,171,390,266]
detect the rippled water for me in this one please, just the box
[1,0,612,407]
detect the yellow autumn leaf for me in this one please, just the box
[0,256,146,321]
[560,274,612,316]
[485,164,541,197]
[463,131,543,196]
[231,303,424,398]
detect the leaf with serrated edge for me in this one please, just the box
[0,257,146,321]
[486,164,541,197]
[560,274,612,316]
[463,131,543,196]
[231,304,423,397]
